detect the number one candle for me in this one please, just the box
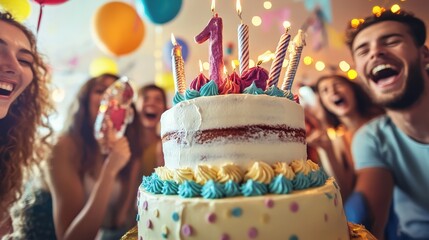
[236,0,249,76]
[195,0,224,87]
[267,22,291,90]
[171,33,186,94]
[281,29,306,91]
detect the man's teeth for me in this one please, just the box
[372,64,395,75]
[0,82,13,91]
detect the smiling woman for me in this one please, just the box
[0,11,54,235]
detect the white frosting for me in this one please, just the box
[161,94,307,170]
[137,178,350,240]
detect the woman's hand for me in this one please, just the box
[104,137,131,177]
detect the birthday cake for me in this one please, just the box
[136,4,350,240]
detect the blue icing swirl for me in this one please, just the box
[284,90,295,101]
[201,180,225,199]
[320,168,330,182]
[309,170,326,187]
[178,180,202,198]
[265,85,286,97]
[148,176,163,194]
[243,81,265,95]
[185,89,200,100]
[173,92,185,105]
[223,180,241,197]
[292,172,311,190]
[240,179,268,197]
[162,180,179,195]
[199,80,219,96]
[269,175,293,194]
[142,175,152,190]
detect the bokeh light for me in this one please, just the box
[252,16,262,26]
[339,61,351,72]
[303,56,313,65]
[391,4,400,13]
[315,61,325,71]
[263,1,272,9]
[347,69,358,79]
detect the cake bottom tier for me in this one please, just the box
[137,178,350,240]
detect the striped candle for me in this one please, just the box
[237,0,249,75]
[281,29,306,91]
[171,34,186,94]
[267,27,291,89]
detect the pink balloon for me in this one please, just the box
[33,0,68,5]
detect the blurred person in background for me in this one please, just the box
[136,84,168,175]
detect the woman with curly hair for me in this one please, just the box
[0,11,54,235]
[46,74,143,240]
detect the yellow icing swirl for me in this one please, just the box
[244,161,275,184]
[155,167,174,181]
[217,163,243,183]
[195,164,218,185]
[173,167,194,184]
[290,159,311,175]
[306,159,320,171]
[272,162,295,180]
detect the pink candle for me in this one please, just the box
[236,0,249,75]
[195,2,224,87]
[171,34,186,94]
[267,26,291,89]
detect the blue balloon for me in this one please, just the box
[139,0,182,25]
[163,37,189,70]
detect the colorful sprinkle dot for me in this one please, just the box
[207,213,217,223]
[231,207,242,217]
[182,224,193,236]
[248,227,258,238]
[146,219,152,229]
[220,233,230,240]
[161,225,169,236]
[153,209,159,218]
[162,233,168,239]
[172,212,180,222]
[136,214,140,221]
[289,234,299,240]
[324,213,328,222]
[142,201,148,210]
[290,202,299,213]
[261,213,270,224]
[264,198,274,208]
[139,236,143,240]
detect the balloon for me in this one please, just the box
[162,37,189,70]
[138,0,182,25]
[155,72,174,92]
[33,0,68,5]
[89,57,119,77]
[92,2,145,57]
[0,0,31,22]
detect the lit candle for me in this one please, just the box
[195,0,224,86]
[236,0,249,75]
[267,22,291,90]
[190,60,209,91]
[281,29,306,91]
[171,33,186,94]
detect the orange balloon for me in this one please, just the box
[92,2,145,56]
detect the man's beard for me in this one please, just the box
[373,61,425,110]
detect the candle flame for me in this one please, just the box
[231,61,236,71]
[257,50,273,65]
[211,0,215,13]
[223,65,228,75]
[199,60,203,72]
[236,0,242,20]
[283,21,291,30]
[171,33,177,45]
